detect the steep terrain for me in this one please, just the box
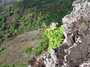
[0,29,44,66]
[27,0,90,67]
[0,0,73,45]
[0,0,73,67]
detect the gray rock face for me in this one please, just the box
[44,49,59,67]
[61,0,90,67]
[28,57,45,67]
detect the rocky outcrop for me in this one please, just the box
[61,0,90,67]
[28,0,90,67]
[28,57,45,67]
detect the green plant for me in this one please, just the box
[18,63,26,67]
[0,47,6,53]
[6,33,13,38]
[10,64,15,67]
[2,64,15,67]
[2,64,9,67]
[24,47,32,54]
[0,39,3,44]
[45,24,65,51]
[0,24,6,31]
[32,37,48,56]
[25,34,48,56]
[20,39,27,42]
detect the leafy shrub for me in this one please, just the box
[0,24,6,31]
[2,64,15,67]
[0,47,6,53]
[20,39,27,42]
[32,37,49,56]
[45,24,65,51]
[0,39,3,44]
[25,35,48,56]
[24,47,32,54]
[6,33,13,38]
[18,63,26,67]
[2,65,9,67]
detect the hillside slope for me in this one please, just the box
[0,29,44,66]
[0,0,73,67]
[0,0,73,45]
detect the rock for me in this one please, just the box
[80,60,90,67]
[28,57,45,67]
[61,0,90,67]
[44,49,58,67]
[50,23,58,29]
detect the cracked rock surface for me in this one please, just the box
[61,0,90,67]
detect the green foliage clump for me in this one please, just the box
[0,47,6,53]
[2,64,15,67]
[2,64,9,67]
[45,24,65,51]
[18,63,26,67]
[25,35,48,56]
[6,33,13,38]
[20,39,27,42]
[32,38,48,56]
[24,47,32,54]
[0,39,3,44]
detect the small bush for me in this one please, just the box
[20,39,27,42]
[0,47,6,53]
[2,64,9,67]
[45,24,65,51]
[2,64,15,67]
[32,38,49,56]
[24,47,32,53]
[0,39,3,44]
[6,33,13,38]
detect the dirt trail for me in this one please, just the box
[0,29,44,66]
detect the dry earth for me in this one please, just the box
[0,29,44,66]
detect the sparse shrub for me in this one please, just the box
[25,35,48,56]
[7,12,13,17]
[10,64,15,67]
[6,33,13,38]
[0,39,3,44]
[20,39,27,42]
[18,63,26,67]
[0,47,6,53]
[32,37,49,56]
[2,65,9,67]
[24,47,32,54]
[2,64,15,67]
[0,24,6,31]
